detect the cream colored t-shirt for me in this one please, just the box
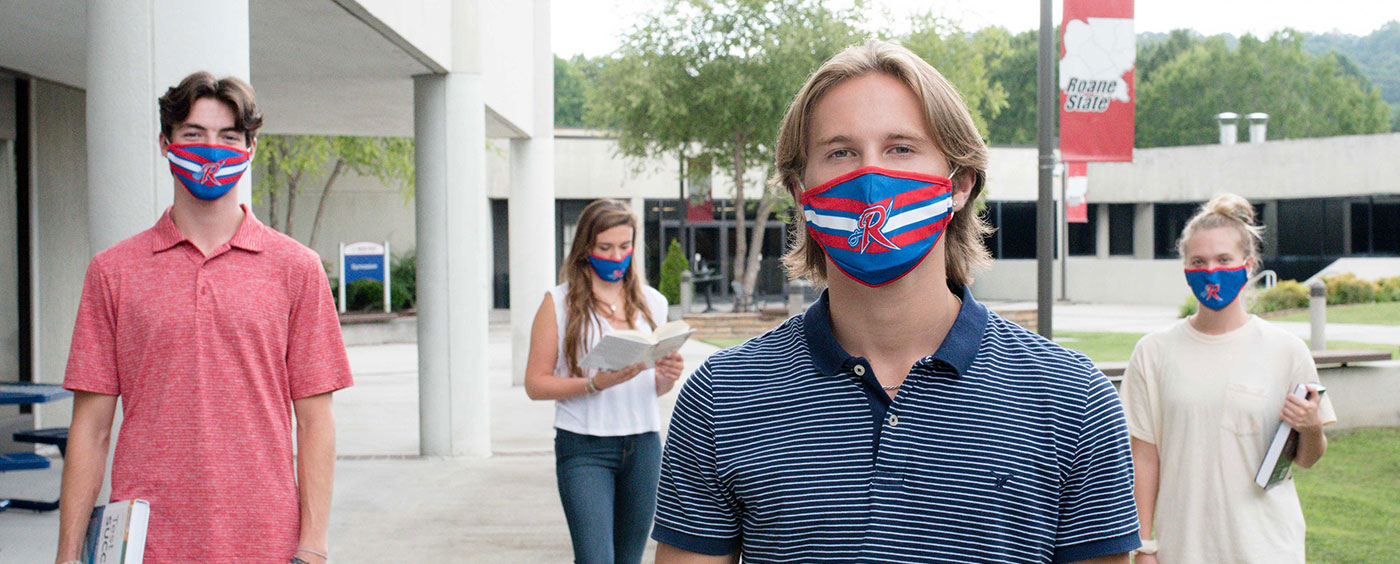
[1122,316,1337,564]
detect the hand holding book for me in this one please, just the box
[1254,383,1326,489]
[579,320,695,372]
[1280,383,1325,433]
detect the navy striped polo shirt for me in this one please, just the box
[653,286,1140,563]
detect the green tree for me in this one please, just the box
[1137,29,1201,85]
[1305,21,1400,131]
[555,55,590,128]
[255,135,414,248]
[898,17,1010,139]
[659,238,687,304]
[587,0,865,303]
[1136,30,1391,147]
[985,28,1041,145]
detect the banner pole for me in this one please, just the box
[1036,0,1055,338]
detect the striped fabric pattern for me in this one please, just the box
[654,289,1140,563]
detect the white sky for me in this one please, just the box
[553,0,1400,58]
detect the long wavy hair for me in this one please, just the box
[562,199,657,378]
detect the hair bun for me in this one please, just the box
[1206,193,1256,226]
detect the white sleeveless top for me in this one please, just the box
[548,282,669,436]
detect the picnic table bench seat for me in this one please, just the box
[14,427,70,456]
[1096,348,1395,382]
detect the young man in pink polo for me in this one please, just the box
[54,72,353,564]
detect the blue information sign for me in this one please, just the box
[340,241,392,313]
[345,254,385,283]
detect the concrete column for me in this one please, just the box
[1133,203,1155,260]
[1262,201,1279,258]
[85,0,251,251]
[1340,202,1353,255]
[414,0,493,457]
[1095,203,1110,259]
[631,196,647,282]
[415,74,492,457]
[1,78,17,382]
[507,0,557,387]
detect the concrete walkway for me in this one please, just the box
[3,301,1396,562]
[0,313,713,563]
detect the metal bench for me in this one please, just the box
[0,452,55,512]
[14,427,69,456]
[1096,348,1395,383]
[0,428,69,512]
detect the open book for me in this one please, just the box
[579,320,694,372]
[1254,383,1326,489]
[82,499,149,563]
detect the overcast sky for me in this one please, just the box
[553,0,1400,58]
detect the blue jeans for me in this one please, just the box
[554,428,661,564]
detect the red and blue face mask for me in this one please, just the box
[588,252,632,283]
[165,143,251,201]
[1185,264,1249,311]
[801,166,954,287]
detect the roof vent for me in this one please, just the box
[1215,112,1239,145]
[1246,112,1269,143]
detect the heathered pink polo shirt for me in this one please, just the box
[64,206,353,563]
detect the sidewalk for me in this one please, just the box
[0,316,716,563]
[4,301,1396,562]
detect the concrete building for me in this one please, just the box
[1,0,556,457]
[261,128,1400,315]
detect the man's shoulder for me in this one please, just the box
[979,310,1100,383]
[256,226,326,271]
[702,314,808,375]
[91,227,160,266]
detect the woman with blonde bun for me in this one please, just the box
[1121,193,1336,563]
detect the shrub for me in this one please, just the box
[1179,294,1197,318]
[345,279,385,312]
[1252,280,1310,314]
[1322,273,1376,305]
[391,250,416,311]
[659,238,687,304]
[1375,276,1400,303]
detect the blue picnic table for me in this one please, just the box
[0,382,73,405]
[1,382,73,512]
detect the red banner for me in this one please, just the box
[1065,162,1088,223]
[1060,0,1135,162]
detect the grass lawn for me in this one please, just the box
[1296,427,1400,563]
[1269,302,1400,325]
[1054,332,1145,363]
[698,337,750,349]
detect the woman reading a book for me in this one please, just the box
[1121,193,1335,563]
[524,198,685,564]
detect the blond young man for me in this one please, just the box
[652,40,1141,564]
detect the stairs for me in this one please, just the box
[685,303,1038,341]
[684,311,793,340]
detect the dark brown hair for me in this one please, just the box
[561,199,657,378]
[158,71,263,145]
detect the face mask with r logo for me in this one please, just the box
[800,166,955,287]
[166,143,251,201]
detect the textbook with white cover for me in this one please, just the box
[82,499,149,564]
[579,320,694,372]
[1254,383,1326,489]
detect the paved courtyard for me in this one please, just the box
[3,301,1397,562]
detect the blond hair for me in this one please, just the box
[774,39,992,287]
[561,199,657,378]
[1177,193,1265,276]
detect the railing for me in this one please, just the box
[1248,269,1277,290]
